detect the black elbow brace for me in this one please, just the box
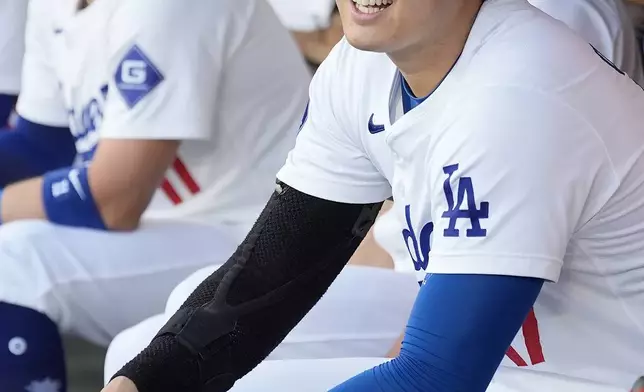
[115,182,383,392]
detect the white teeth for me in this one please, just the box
[356,4,384,13]
[352,0,392,12]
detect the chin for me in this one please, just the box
[344,32,390,53]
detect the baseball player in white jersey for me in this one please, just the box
[0,0,309,389]
[101,0,644,391]
[0,0,27,127]
[376,0,644,272]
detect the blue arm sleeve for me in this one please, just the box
[331,273,544,392]
[0,116,76,187]
[0,94,17,126]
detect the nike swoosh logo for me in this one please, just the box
[368,113,385,134]
[68,169,86,200]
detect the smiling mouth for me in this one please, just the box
[352,0,394,14]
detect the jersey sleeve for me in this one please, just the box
[99,0,225,141]
[15,0,68,127]
[425,86,617,282]
[529,0,616,60]
[277,41,391,204]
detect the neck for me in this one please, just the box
[390,1,482,98]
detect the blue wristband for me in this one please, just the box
[42,166,106,230]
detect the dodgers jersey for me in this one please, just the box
[529,0,644,86]
[0,0,27,95]
[17,0,310,236]
[278,0,644,389]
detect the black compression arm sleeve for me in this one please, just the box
[114,183,383,392]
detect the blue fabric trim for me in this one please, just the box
[331,273,544,391]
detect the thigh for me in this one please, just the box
[0,220,237,345]
[103,313,166,385]
[231,358,389,392]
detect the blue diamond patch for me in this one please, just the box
[114,45,164,108]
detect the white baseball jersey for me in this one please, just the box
[17,0,310,236]
[278,0,644,389]
[0,0,27,95]
[529,0,644,86]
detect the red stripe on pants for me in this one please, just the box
[523,308,545,365]
[506,346,528,367]
[172,158,200,194]
[161,178,182,204]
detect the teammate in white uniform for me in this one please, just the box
[0,0,27,127]
[0,0,309,389]
[104,0,644,391]
[529,0,644,85]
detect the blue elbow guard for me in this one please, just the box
[42,166,106,230]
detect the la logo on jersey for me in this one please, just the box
[115,45,164,108]
[441,163,489,238]
[402,163,488,281]
[402,164,488,272]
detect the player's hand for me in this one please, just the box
[100,377,139,392]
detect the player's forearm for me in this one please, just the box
[0,176,46,223]
[86,139,181,231]
[89,169,152,232]
[113,183,383,392]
